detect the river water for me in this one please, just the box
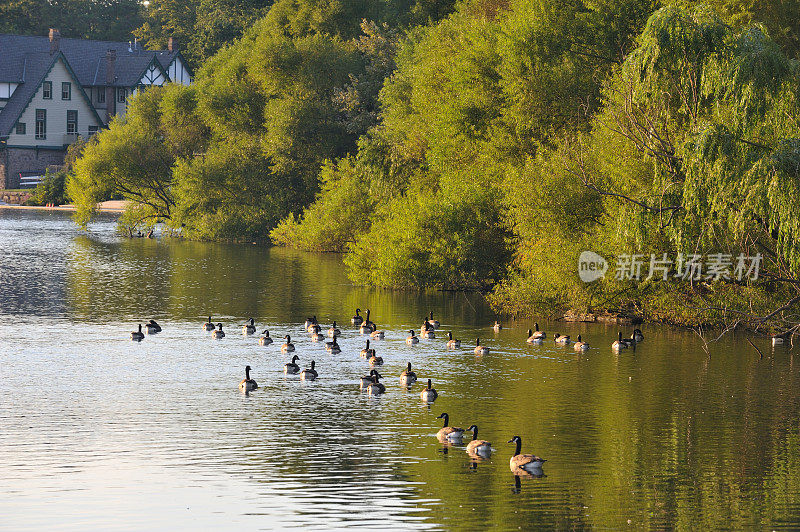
[1,209,800,530]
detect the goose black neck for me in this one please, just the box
[472,426,478,441]
[427,379,432,389]
[527,329,532,336]
[310,360,315,369]
[286,335,291,342]
[407,362,412,372]
[366,339,370,348]
[245,366,250,379]
[514,437,522,456]
[476,338,480,346]
[208,316,212,323]
[535,322,539,331]
[138,324,142,332]
[441,413,449,427]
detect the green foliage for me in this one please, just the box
[344,184,512,289]
[24,170,67,206]
[0,0,143,41]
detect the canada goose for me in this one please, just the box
[310,328,325,341]
[435,413,465,442]
[242,318,256,335]
[351,308,364,325]
[400,362,417,385]
[145,320,162,334]
[493,321,502,331]
[300,360,318,381]
[203,316,215,331]
[326,339,341,354]
[131,324,145,341]
[420,379,438,402]
[369,351,384,366]
[772,335,785,345]
[421,321,435,339]
[367,373,386,395]
[508,435,546,473]
[612,331,628,350]
[420,320,433,334]
[474,338,489,355]
[305,315,318,332]
[284,355,300,374]
[428,311,440,329]
[573,334,589,351]
[465,425,492,457]
[554,333,571,344]
[363,309,376,331]
[446,332,461,348]
[212,323,225,339]
[531,323,546,340]
[281,334,295,353]
[239,365,258,391]
[259,330,273,345]
[632,328,644,342]
[360,339,375,358]
[328,321,341,338]
[360,369,381,388]
[370,329,385,339]
[406,330,419,345]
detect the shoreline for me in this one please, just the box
[0,200,126,213]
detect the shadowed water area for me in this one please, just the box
[1,209,800,530]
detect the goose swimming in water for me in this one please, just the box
[493,321,502,331]
[400,362,417,385]
[474,338,489,356]
[363,309,376,332]
[351,308,364,325]
[203,316,215,331]
[300,360,318,381]
[360,339,375,358]
[242,318,256,335]
[446,332,461,348]
[370,328,385,339]
[368,351,384,366]
[328,321,341,338]
[466,425,492,457]
[281,335,295,353]
[528,323,545,342]
[310,326,325,341]
[305,315,318,332]
[212,323,225,339]
[632,328,644,342]
[367,373,386,395]
[145,320,162,334]
[553,333,571,345]
[420,379,438,402]
[326,339,341,354]
[259,330,273,345]
[508,435,546,473]
[428,311,440,329]
[573,334,589,351]
[239,365,258,391]
[284,355,300,374]
[131,324,145,341]
[360,369,381,388]
[406,330,419,345]
[612,331,628,351]
[421,321,435,339]
[435,413,465,443]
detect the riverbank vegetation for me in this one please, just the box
[66,0,800,331]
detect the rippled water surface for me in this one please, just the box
[2,209,800,530]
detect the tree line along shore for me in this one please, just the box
[12,0,800,333]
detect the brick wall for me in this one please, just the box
[3,147,65,188]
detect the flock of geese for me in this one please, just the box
[129,311,645,476]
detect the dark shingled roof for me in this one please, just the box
[0,33,182,136]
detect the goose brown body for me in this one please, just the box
[508,436,546,473]
[465,425,491,456]
[400,362,417,385]
[420,379,438,402]
[435,413,464,442]
[239,365,258,391]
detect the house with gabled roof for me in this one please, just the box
[0,29,192,189]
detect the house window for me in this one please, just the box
[96,88,105,103]
[88,125,99,135]
[42,81,52,99]
[66,110,78,134]
[117,88,127,103]
[35,109,46,140]
[62,82,71,100]
[15,122,25,135]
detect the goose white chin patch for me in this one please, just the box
[578,251,608,283]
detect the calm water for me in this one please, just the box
[2,209,800,530]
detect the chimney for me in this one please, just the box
[105,49,117,123]
[168,37,177,53]
[49,28,60,55]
